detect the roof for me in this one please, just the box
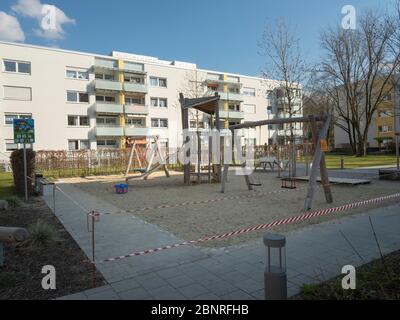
[180,94,220,115]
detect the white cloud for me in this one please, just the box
[0,11,25,42]
[12,0,75,40]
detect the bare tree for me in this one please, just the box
[320,6,400,156]
[258,19,308,175]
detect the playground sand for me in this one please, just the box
[66,170,399,248]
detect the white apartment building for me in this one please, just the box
[0,41,303,162]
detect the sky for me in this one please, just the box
[0,0,397,76]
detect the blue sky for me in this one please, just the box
[0,0,396,76]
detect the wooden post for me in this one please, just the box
[304,115,332,210]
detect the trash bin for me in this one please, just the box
[35,173,43,194]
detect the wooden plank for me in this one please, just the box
[229,116,327,130]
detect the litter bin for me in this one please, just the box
[35,173,43,194]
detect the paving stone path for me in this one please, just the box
[43,180,400,300]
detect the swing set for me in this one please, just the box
[125,135,170,182]
[221,114,333,210]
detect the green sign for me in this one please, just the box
[13,118,35,144]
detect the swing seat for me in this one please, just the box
[132,168,146,173]
[249,183,262,187]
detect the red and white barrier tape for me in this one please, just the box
[98,192,400,263]
[91,188,302,217]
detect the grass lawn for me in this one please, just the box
[0,172,15,198]
[295,250,400,300]
[300,154,398,170]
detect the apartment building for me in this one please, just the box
[334,83,399,150]
[0,41,303,162]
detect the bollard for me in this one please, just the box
[264,233,287,300]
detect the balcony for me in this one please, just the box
[124,82,148,93]
[94,58,118,70]
[94,79,123,92]
[277,129,303,137]
[276,97,302,105]
[95,126,124,136]
[94,102,124,114]
[124,104,149,115]
[217,92,244,102]
[124,126,150,137]
[219,110,245,120]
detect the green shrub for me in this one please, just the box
[10,149,36,197]
[22,219,58,248]
[4,196,22,208]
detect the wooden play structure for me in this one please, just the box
[125,135,170,182]
[221,114,334,210]
[179,93,222,185]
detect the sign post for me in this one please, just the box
[13,119,35,202]
[395,74,400,170]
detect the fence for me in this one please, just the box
[35,148,147,178]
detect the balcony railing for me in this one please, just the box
[124,126,151,137]
[94,102,124,114]
[94,79,123,91]
[124,82,148,93]
[219,110,245,119]
[95,126,124,136]
[276,97,302,105]
[124,104,149,115]
[218,92,244,102]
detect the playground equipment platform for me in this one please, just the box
[293,176,371,185]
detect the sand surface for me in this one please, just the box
[62,170,399,248]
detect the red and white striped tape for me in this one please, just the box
[91,188,299,217]
[99,192,400,263]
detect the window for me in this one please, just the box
[97,139,118,149]
[379,125,393,133]
[3,60,31,74]
[5,139,32,151]
[125,118,144,126]
[67,91,89,103]
[80,140,90,150]
[4,113,32,125]
[80,116,89,126]
[150,77,167,87]
[95,73,114,81]
[3,86,32,101]
[383,94,392,101]
[96,116,118,126]
[228,104,241,112]
[68,139,90,150]
[68,116,78,126]
[66,68,89,80]
[68,115,89,127]
[124,75,144,84]
[151,118,168,128]
[243,87,255,97]
[68,140,79,150]
[242,104,256,114]
[125,96,144,105]
[96,95,116,103]
[150,97,168,108]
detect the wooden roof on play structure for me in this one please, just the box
[179,93,220,115]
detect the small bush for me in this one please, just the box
[4,196,22,208]
[10,149,36,197]
[22,219,58,248]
